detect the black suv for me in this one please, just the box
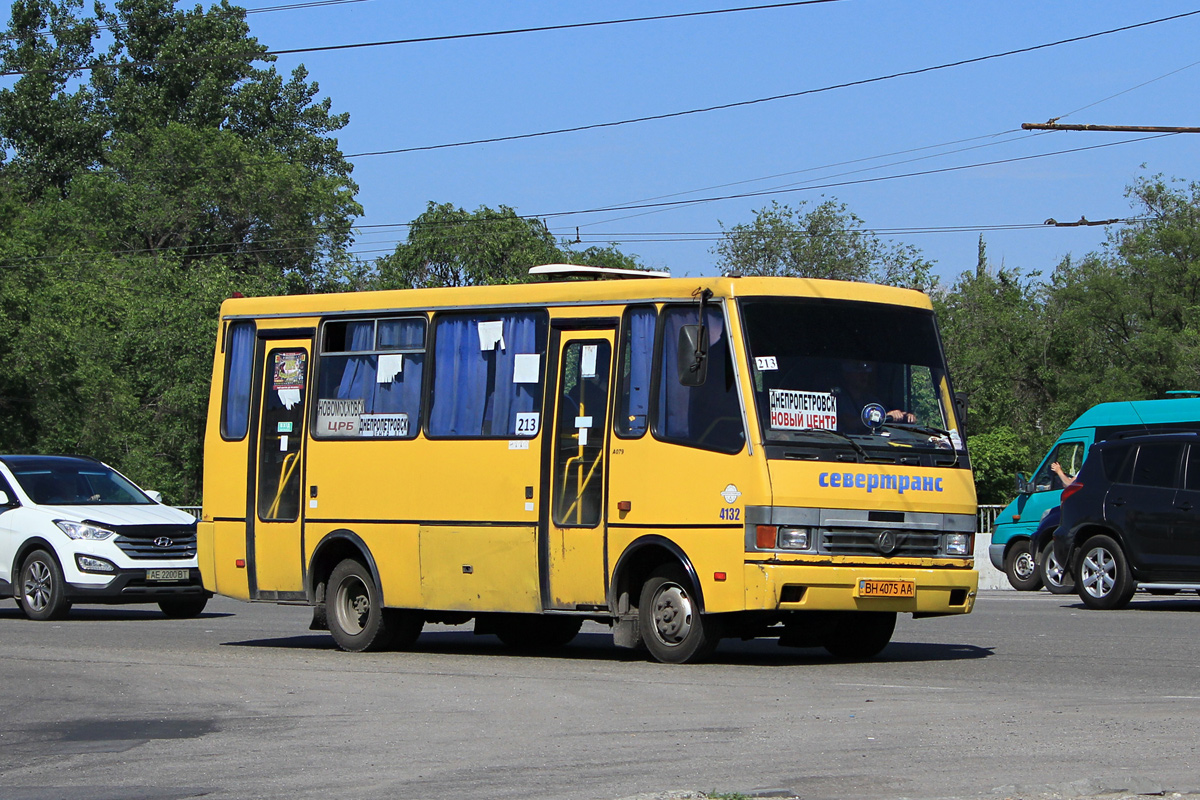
[1053,432,1200,609]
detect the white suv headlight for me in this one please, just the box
[55,520,116,540]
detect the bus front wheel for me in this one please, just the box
[327,558,419,652]
[638,566,720,664]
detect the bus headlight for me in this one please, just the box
[945,533,973,556]
[778,528,811,550]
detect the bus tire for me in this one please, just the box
[822,611,896,660]
[638,565,720,664]
[1004,542,1042,591]
[494,615,582,650]
[18,549,72,621]
[327,558,395,652]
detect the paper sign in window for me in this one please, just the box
[358,413,408,437]
[277,389,301,410]
[377,353,403,384]
[768,389,837,431]
[581,345,598,378]
[515,412,540,437]
[755,356,779,371]
[513,353,541,384]
[477,320,505,351]
[316,398,364,437]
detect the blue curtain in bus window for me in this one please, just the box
[222,321,255,439]
[618,308,655,436]
[374,319,424,421]
[430,315,489,436]
[659,309,691,438]
[489,313,542,436]
[334,321,376,408]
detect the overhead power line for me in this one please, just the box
[346,9,1200,157]
[0,1,846,78]
[534,133,1179,219]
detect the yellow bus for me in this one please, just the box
[198,266,977,663]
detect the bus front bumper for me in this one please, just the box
[744,562,978,616]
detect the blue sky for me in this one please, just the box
[209,2,1200,283]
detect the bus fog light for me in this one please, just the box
[945,533,972,556]
[778,528,810,550]
[76,554,116,573]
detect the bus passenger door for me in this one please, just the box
[544,329,615,609]
[250,340,311,597]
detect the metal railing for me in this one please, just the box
[978,504,1004,534]
[178,506,202,518]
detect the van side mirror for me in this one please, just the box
[954,392,969,436]
[1015,473,1030,494]
[677,324,708,387]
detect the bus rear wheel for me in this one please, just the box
[327,558,418,652]
[638,566,720,664]
[822,611,896,659]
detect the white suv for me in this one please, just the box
[0,455,209,620]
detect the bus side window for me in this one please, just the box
[654,306,744,454]
[315,317,425,439]
[615,306,656,438]
[221,321,256,440]
[428,311,548,438]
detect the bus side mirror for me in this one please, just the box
[954,391,969,436]
[1015,473,1030,494]
[677,324,708,387]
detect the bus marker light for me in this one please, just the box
[756,525,778,549]
[617,500,631,512]
[714,572,727,582]
[235,559,245,568]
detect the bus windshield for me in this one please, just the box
[739,297,962,455]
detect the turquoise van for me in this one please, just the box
[990,393,1200,590]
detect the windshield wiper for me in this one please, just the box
[790,428,868,461]
[881,422,952,438]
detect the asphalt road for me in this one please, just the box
[2,590,1200,800]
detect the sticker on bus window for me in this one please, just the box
[477,320,505,351]
[769,389,837,431]
[359,413,409,438]
[513,354,540,384]
[316,398,364,437]
[755,356,779,371]
[581,345,598,378]
[515,412,540,437]
[273,352,306,410]
[377,353,403,384]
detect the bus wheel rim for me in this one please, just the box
[335,576,371,634]
[651,583,693,645]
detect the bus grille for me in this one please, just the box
[111,524,198,560]
[821,529,941,557]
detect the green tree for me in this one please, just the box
[0,0,360,502]
[712,199,933,289]
[373,202,649,289]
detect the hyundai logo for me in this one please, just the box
[876,530,897,555]
[153,537,174,548]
